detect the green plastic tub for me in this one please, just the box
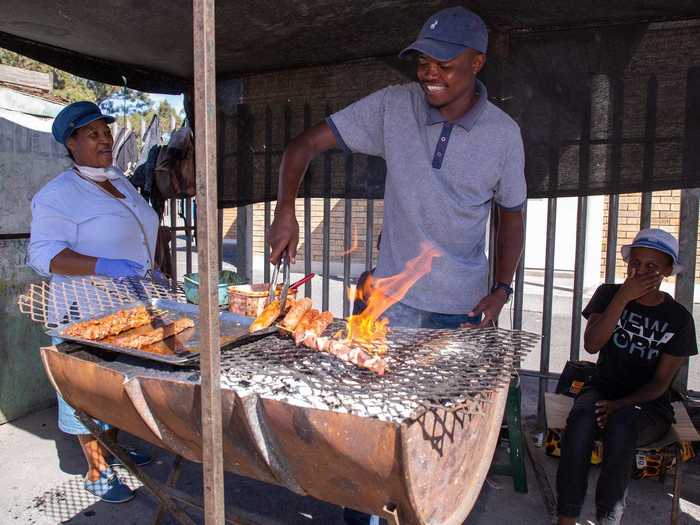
[183,270,248,306]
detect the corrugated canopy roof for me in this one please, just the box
[1,0,699,93]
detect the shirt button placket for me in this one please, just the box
[432,123,453,169]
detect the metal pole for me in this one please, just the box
[192,0,224,523]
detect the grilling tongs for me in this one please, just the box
[268,256,291,312]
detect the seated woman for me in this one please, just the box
[557,228,697,525]
[28,101,159,503]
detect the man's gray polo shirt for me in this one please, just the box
[327,79,526,314]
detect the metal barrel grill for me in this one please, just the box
[20,277,539,525]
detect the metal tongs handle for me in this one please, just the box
[268,256,291,311]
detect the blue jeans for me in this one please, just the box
[378,300,480,329]
[52,337,112,435]
[556,388,669,523]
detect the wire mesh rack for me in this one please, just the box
[18,276,184,329]
[216,322,540,423]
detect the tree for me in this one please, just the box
[1,48,183,142]
[1,48,152,114]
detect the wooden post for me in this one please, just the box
[192,0,224,523]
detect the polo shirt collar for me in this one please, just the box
[426,78,488,131]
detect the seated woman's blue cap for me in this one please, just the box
[51,101,115,146]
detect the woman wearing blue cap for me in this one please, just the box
[557,228,697,524]
[27,101,158,503]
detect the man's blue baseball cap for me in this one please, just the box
[399,7,488,61]
[51,101,115,146]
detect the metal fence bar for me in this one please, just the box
[343,157,354,317]
[605,78,624,284]
[185,198,193,275]
[322,154,332,311]
[570,196,587,361]
[263,106,273,283]
[605,195,619,283]
[641,76,657,230]
[673,69,700,393]
[169,198,178,292]
[218,208,223,271]
[487,202,497,297]
[538,96,561,429]
[538,197,557,429]
[512,201,527,331]
[365,198,374,271]
[192,0,224,521]
[674,188,699,394]
[303,104,312,298]
[570,89,591,361]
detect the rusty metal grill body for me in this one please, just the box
[28,278,539,525]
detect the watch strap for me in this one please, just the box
[492,281,513,300]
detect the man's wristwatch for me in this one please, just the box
[491,281,514,302]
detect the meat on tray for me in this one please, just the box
[61,306,153,340]
[104,318,195,349]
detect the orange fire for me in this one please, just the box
[344,242,441,349]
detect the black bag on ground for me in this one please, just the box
[556,360,597,398]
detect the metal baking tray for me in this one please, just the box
[47,298,276,366]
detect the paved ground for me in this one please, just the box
[0,376,698,525]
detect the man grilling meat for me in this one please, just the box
[270,8,525,521]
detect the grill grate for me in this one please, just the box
[17,277,183,329]
[19,278,539,423]
[215,322,539,423]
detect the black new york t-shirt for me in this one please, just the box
[582,284,698,420]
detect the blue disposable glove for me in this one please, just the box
[95,258,144,278]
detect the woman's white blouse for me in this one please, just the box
[28,169,159,281]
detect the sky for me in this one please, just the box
[149,93,184,114]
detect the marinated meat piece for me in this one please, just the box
[279,297,312,331]
[312,335,387,375]
[293,309,319,345]
[301,311,334,348]
[62,306,153,340]
[106,318,195,349]
[249,299,281,333]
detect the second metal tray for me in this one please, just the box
[48,298,275,366]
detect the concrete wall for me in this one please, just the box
[0,106,69,424]
[0,240,55,424]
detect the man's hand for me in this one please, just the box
[618,268,663,303]
[269,207,299,264]
[594,399,622,429]
[466,288,508,328]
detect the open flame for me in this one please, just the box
[344,242,441,351]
